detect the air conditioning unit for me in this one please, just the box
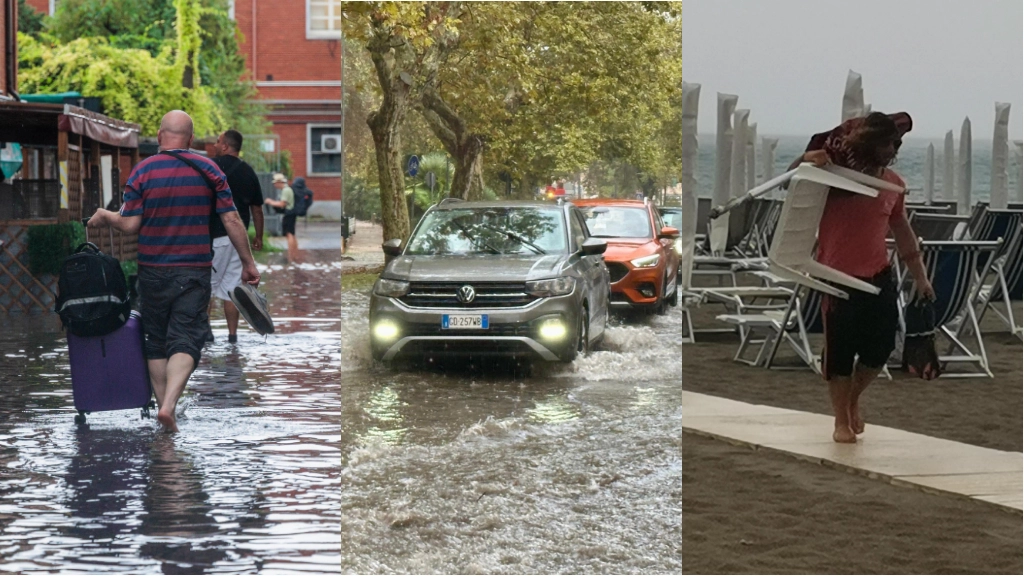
[321,134,342,152]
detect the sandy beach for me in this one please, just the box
[683,434,1022,574]
[683,286,1023,573]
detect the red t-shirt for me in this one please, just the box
[816,169,905,279]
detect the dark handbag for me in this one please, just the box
[901,297,942,380]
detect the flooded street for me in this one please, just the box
[0,249,341,574]
[341,289,683,574]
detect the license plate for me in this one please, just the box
[442,314,489,329]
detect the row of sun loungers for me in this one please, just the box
[686,200,1023,379]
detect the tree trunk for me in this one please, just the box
[418,88,486,201]
[365,35,414,249]
[368,112,410,246]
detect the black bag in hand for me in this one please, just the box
[902,297,942,380]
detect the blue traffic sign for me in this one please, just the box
[407,155,419,177]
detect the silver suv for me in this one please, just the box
[369,199,611,363]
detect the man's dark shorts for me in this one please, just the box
[282,214,297,236]
[822,267,899,380]
[137,265,212,367]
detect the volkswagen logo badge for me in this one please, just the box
[457,285,476,303]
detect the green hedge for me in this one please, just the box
[27,222,87,275]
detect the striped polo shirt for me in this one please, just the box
[120,150,237,267]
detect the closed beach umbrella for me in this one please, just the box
[990,102,1011,209]
[957,117,973,215]
[730,109,749,199]
[842,70,864,122]
[943,130,955,201]
[711,93,737,254]
[1015,141,1023,203]
[925,143,935,204]
[746,122,757,192]
[762,137,778,198]
[680,82,700,290]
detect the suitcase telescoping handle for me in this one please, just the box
[80,217,114,254]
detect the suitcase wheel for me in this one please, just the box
[74,413,86,425]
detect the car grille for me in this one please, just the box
[399,282,537,309]
[606,262,629,283]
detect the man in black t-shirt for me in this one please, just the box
[208,130,265,344]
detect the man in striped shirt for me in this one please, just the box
[87,110,260,433]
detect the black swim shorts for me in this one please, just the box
[821,267,899,380]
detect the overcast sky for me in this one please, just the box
[682,0,1023,139]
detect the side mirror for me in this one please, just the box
[580,237,607,256]
[657,226,680,240]
[382,238,403,257]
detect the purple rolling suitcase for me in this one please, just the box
[67,310,154,424]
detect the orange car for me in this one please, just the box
[574,198,681,314]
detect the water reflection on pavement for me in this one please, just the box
[341,288,683,574]
[0,250,340,574]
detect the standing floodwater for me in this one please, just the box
[341,287,683,574]
[0,250,340,574]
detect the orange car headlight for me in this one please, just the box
[630,254,660,268]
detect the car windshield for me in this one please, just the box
[660,210,682,229]
[406,207,567,255]
[579,206,652,239]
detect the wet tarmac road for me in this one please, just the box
[0,250,341,574]
[341,289,683,574]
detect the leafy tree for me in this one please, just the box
[343,175,382,221]
[344,1,681,239]
[21,0,269,136]
[17,0,46,35]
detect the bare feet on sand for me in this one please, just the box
[157,410,179,433]
[833,423,857,443]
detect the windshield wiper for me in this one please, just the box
[448,220,502,254]
[477,224,546,254]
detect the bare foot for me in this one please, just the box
[833,423,857,443]
[850,404,865,435]
[157,410,179,433]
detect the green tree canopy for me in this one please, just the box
[344,1,681,216]
[18,0,268,137]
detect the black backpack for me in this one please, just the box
[55,243,132,338]
[288,187,314,217]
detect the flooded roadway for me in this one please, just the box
[0,250,340,574]
[341,289,683,574]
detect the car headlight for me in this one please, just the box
[674,238,682,254]
[630,254,661,268]
[373,278,409,298]
[372,319,400,341]
[526,277,576,297]
[538,318,567,340]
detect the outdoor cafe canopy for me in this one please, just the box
[0,101,140,149]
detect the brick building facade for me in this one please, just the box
[25,0,342,218]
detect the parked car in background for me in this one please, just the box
[369,199,611,364]
[658,206,684,283]
[574,198,681,314]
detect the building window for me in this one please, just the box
[228,0,235,20]
[307,0,341,39]
[308,125,341,175]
